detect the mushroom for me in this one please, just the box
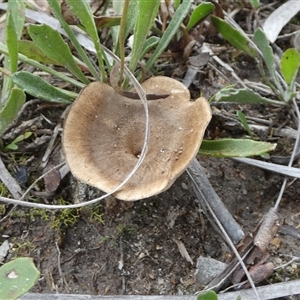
[63,76,211,201]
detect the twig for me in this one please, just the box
[187,158,244,244]
[55,242,64,289]
[41,123,62,169]
[187,158,260,299]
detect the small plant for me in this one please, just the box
[4,132,32,151]
[0,257,40,300]
[0,0,276,158]
[211,16,300,105]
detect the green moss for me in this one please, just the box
[29,208,50,222]
[50,198,80,229]
[10,210,29,219]
[12,239,36,257]
[0,182,10,197]
[87,204,105,224]
[0,183,11,216]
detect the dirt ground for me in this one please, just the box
[2,150,300,297]
[1,0,300,299]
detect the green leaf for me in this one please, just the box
[280,48,300,86]
[47,0,101,81]
[94,15,121,29]
[1,0,25,106]
[18,40,60,65]
[0,41,84,89]
[237,110,253,138]
[211,16,257,57]
[197,290,218,300]
[11,71,76,103]
[146,0,192,71]
[249,0,260,9]
[0,257,40,300]
[214,87,284,105]
[199,139,276,157]
[124,0,138,40]
[254,28,276,80]
[5,143,17,151]
[140,36,160,60]
[129,0,160,72]
[6,11,18,73]
[186,2,215,32]
[7,0,25,38]
[28,24,89,84]
[0,88,25,136]
[5,132,32,150]
[254,28,284,95]
[174,0,181,10]
[66,0,98,42]
[66,0,106,80]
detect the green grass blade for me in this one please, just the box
[111,0,124,53]
[129,0,160,72]
[28,24,89,84]
[6,11,18,73]
[186,2,215,32]
[145,0,192,71]
[140,36,160,60]
[66,0,106,80]
[0,88,25,136]
[236,110,254,138]
[47,0,100,81]
[124,0,138,40]
[11,71,77,103]
[211,16,258,58]
[1,11,17,105]
[1,1,25,106]
[199,139,276,157]
[214,87,284,105]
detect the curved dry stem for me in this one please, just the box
[274,97,300,210]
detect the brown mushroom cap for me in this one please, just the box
[63,76,211,201]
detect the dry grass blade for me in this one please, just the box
[0,157,22,199]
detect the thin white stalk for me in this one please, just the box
[187,168,260,300]
[274,97,300,210]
